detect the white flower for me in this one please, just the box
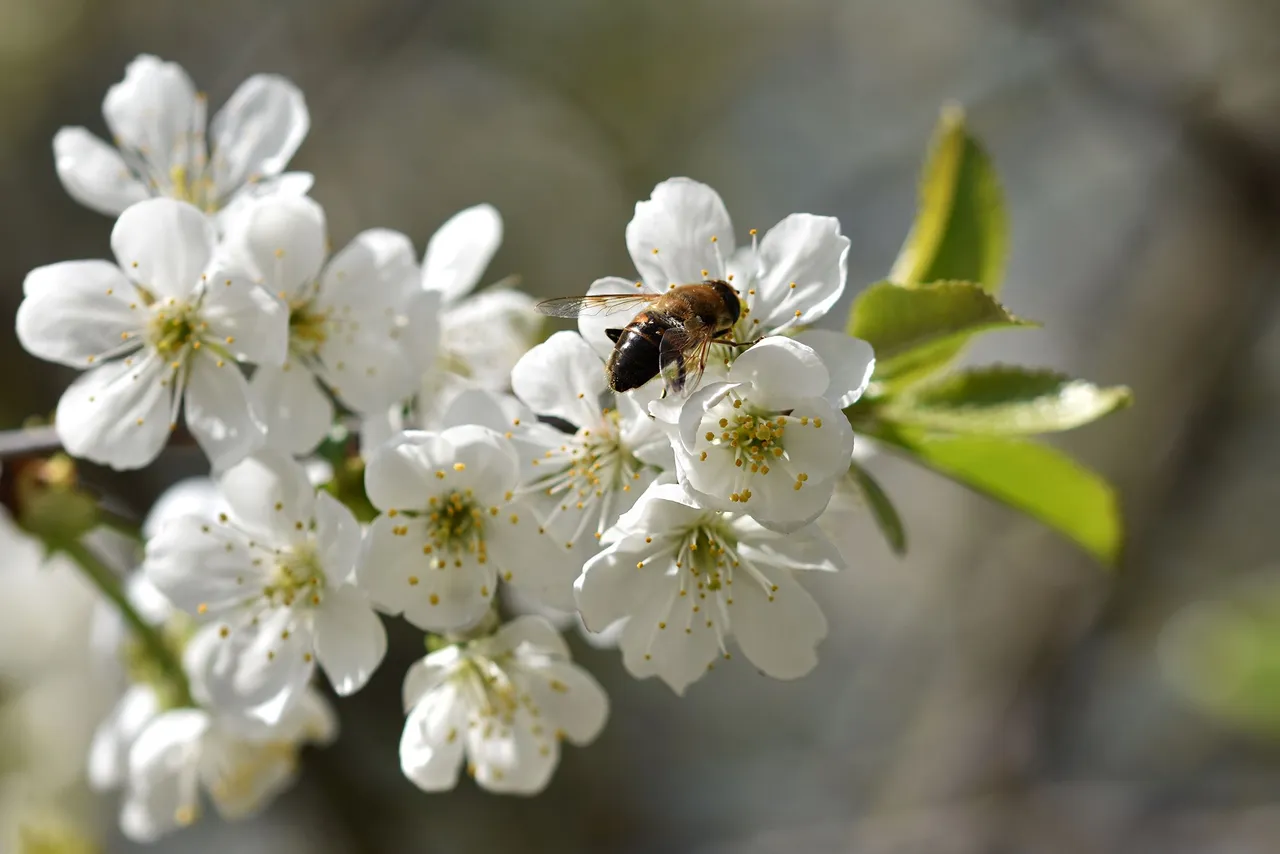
[576,481,842,694]
[399,616,607,795]
[368,204,539,443]
[578,177,851,369]
[508,331,671,549]
[16,198,287,470]
[227,196,423,454]
[650,337,865,532]
[117,687,336,843]
[53,54,311,230]
[145,452,386,724]
[359,426,571,632]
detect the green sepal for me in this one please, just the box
[848,462,907,556]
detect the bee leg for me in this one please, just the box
[605,328,624,344]
[715,338,758,348]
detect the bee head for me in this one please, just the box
[708,279,741,327]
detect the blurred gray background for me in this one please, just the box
[3,0,1280,852]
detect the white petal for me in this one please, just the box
[359,516,495,630]
[736,519,844,572]
[466,706,556,794]
[576,276,650,362]
[400,681,466,791]
[793,330,875,408]
[574,538,671,630]
[751,213,848,331]
[402,650,458,711]
[56,353,172,470]
[319,228,418,313]
[198,274,289,366]
[315,491,362,585]
[363,431,451,511]
[626,177,734,289]
[511,331,606,427]
[87,685,160,791]
[400,288,443,374]
[143,478,226,539]
[144,515,261,614]
[731,567,827,680]
[729,337,828,410]
[218,450,317,539]
[488,614,570,659]
[422,203,502,305]
[103,56,202,178]
[210,73,309,192]
[183,355,264,471]
[517,659,608,744]
[203,736,300,821]
[250,363,333,455]
[441,388,520,432]
[17,260,138,367]
[436,425,521,498]
[484,503,576,612]
[314,585,386,696]
[216,171,314,233]
[619,580,717,695]
[193,609,315,724]
[314,328,417,415]
[776,398,853,484]
[111,198,213,300]
[53,127,148,215]
[121,709,207,843]
[229,195,327,297]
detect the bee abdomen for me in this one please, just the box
[606,316,669,393]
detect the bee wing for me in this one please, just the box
[657,319,718,398]
[534,293,660,318]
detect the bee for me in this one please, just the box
[535,279,751,396]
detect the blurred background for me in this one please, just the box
[3,0,1280,851]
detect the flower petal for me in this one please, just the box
[488,615,570,659]
[103,56,202,179]
[403,649,458,711]
[315,491,362,585]
[437,425,521,499]
[619,578,718,695]
[511,331,606,427]
[120,707,208,843]
[777,398,854,485]
[318,228,418,314]
[53,127,148,216]
[210,73,309,193]
[793,330,875,409]
[484,502,575,611]
[111,198,213,300]
[626,177,734,289]
[249,363,333,455]
[516,658,608,744]
[729,337,829,409]
[734,518,845,572]
[204,737,301,821]
[440,287,541,389]
[400,681,467,792]
[183,355,264,471]
[314,328,416,415]
[17,260,138,367]
[466,707,556,794]
[55,353,172,470]
[422,203,502,305]
[363,431,449,511]
[731,567,826,680]
[144,514,262,614]
[216,171,314,233]
[575,536,673,630]
[750,213,848,332]
[314,585,386,696]
[198,273,289,366]
[228,195,328,298]
[87,685,160,791]
[218,450,317,540]
[191,609,315,724]
[576,276,649,362]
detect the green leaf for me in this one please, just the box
[871,430,1123,565]
[890,103,1008,291]
[848,463,907,555]
[847,280,1037,385]
[882,366,1132,435]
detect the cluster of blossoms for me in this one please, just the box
[16,56,873,841]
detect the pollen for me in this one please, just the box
[408,576,419,586]
[429,593,440,605]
